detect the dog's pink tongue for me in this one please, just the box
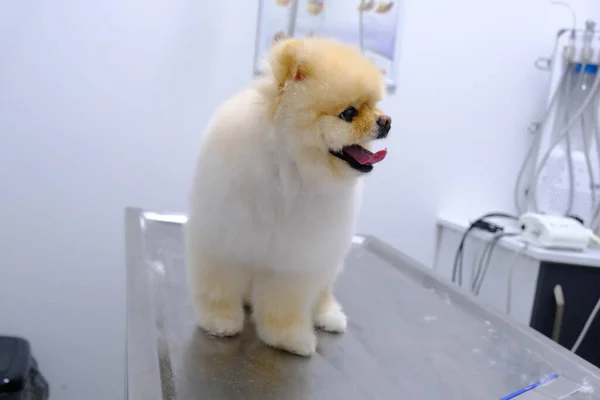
[370,149,387,163]
[343,146,388,165]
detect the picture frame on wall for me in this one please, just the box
[253,0,402,92]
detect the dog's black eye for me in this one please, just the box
[339,106,358,122]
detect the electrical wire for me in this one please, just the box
[471,232,498,292]
[456,215,519,287]
[451,213,518,287]
[472,232,519,296]
[506,244,529,315]
[471,232,504,293]
[572,295,600,353]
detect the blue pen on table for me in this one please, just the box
[499,373,559,400]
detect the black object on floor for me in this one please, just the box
[0,336,49,400]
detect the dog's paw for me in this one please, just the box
[196,311,244,337]
[258,326,317,356]
[315,307,347,333]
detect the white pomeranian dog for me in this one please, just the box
[186,37,391,356]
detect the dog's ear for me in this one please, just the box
[269,38,309,87]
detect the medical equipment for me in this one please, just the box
[515,14,600,234]
[518,212,600,250]
[467,213,600,309]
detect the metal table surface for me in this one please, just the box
[126,208,600,399]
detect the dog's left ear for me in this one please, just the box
[269,38,310,87]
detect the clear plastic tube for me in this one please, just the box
[560,67,576,214]
[572,294,600,353]
[514,67,570,214]
[589,91,600,231]
[579,82,596,207]
[516,27,598,218]
[530,68,600,213]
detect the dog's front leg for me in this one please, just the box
[313,285,347,333]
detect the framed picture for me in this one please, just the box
[253,0,401,91]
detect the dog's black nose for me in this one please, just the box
[377,115,391,127]
[376,115,391,139]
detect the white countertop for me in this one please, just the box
[437,216,600,268]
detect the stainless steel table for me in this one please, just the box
[126,208,600,399]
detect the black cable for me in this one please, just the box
[471,232,504,293]
[451,212,518,286]
[472,232,513,292]
[472,232,519,295]
[452,212,518,285]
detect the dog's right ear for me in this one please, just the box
[269,38,309,87]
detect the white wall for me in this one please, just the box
[362,0,600,267]
[0,1,258,399]
[0,0,598,399]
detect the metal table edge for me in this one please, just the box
[125,207,164,400]
[359,233,600,381]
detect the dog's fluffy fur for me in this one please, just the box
[186,37,390,356]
